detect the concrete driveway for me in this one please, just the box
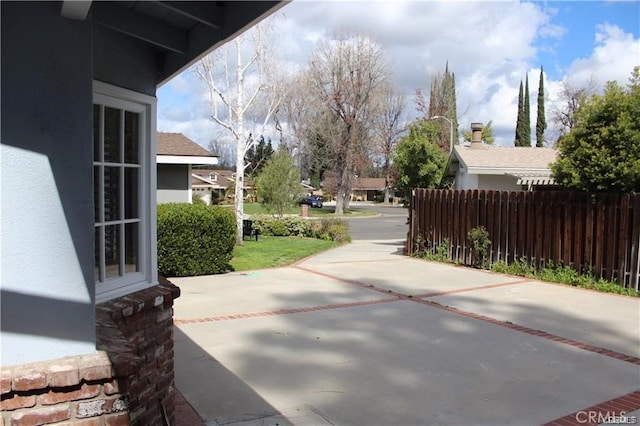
[172,238,640,426]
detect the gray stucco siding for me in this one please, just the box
[1,1,97,365]
[157,164,190,203]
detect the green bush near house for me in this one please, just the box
[250,215,350,242]
[157,203,236,277]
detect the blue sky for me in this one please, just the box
[157,1,640,148]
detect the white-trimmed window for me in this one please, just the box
[93,82,157,304]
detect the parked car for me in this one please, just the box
[300,195,323,208]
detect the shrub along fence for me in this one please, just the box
[408,189,640,291]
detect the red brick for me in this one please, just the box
[0,370,11,395]
[103,380,121,396]
[163,340,174,353]
[56,418,101,426]
[137,385,157,406]
[11,405,70,425]
[135,316,155,332]
[40,383,101,405]
[79,352,113,381]
[133,408,161,426]
[156,308,172,323]
[75,396,128,418]
[48,358,80,387]
[124,312,144,325]
[102,396,128,413]
[12,363,47,391]
[104,412,129,426]
[0,393,36,410]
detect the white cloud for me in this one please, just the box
[565,23,639,88]
[158,1,638,149]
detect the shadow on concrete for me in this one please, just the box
[174,327,292,426]
[174,238,639,425]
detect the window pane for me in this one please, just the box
[125,111,139,164]
[125,223,139,274]
[104,107,120,163]
[94,166,100,222]
[124,168,138,219]
[95,227,101,282]
[93,104,100,161]
[105,225,120,279]
[104,166,120,222]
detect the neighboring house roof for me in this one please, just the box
[352,177,386,191]
[446,145,558,187]
[157,132,219,165]
[191,169,253,189]
[448,145,557,174]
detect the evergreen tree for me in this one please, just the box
[514,80,524,146]
[427,62,458,152]
[551,73,640,193]
[523,74,531,146]
[451,72,459,144]
[536,66,547,147]
[245,136,274,177]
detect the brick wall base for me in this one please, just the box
[0,351,128,425]
[1,278,180,426]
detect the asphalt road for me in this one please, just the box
[342,203,409,241]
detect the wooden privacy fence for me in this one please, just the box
[408,189,640,291]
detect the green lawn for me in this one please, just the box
[230,236,342,271]
[240,203,377,217]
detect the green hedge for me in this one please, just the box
[250,215,350,242]
[157,203,236,277]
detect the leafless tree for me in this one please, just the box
[195,20,286,244]
[305,32,392,215]
[550,76,599,142]
[207,138,235,169]
[372,83,407,204]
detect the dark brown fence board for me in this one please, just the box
[630,195,640,291]
[604,194,619,281]
[594,194,606,276]
[562,192,573,266]
[573,194,585,272]
[617,195,630,285]
[408,189,638,290]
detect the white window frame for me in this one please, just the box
[93,81,157,304]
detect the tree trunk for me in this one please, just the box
[235,43,245,246]
[383,175,391,204]
[335,192,345,216]
[235,163,245,246]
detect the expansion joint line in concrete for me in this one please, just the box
[173,297,398,325]
[293,265,640,366]
[293,265,640,425]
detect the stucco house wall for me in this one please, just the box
[158,164,192,203]
[1,1,97,365]
[1,2,283,424]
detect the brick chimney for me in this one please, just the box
[470,122,484,150]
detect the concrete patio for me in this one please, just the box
[172,239,640,426]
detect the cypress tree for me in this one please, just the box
[536,66,546,147]
[523,74,531,147]
[451,72,459,146]
[514,80,523,146]
[427,62,459,152]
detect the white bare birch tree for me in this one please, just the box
[195,21,286,244]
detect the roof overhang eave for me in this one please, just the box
[157,155,219,165]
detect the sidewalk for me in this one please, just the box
[173,239,640,426]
